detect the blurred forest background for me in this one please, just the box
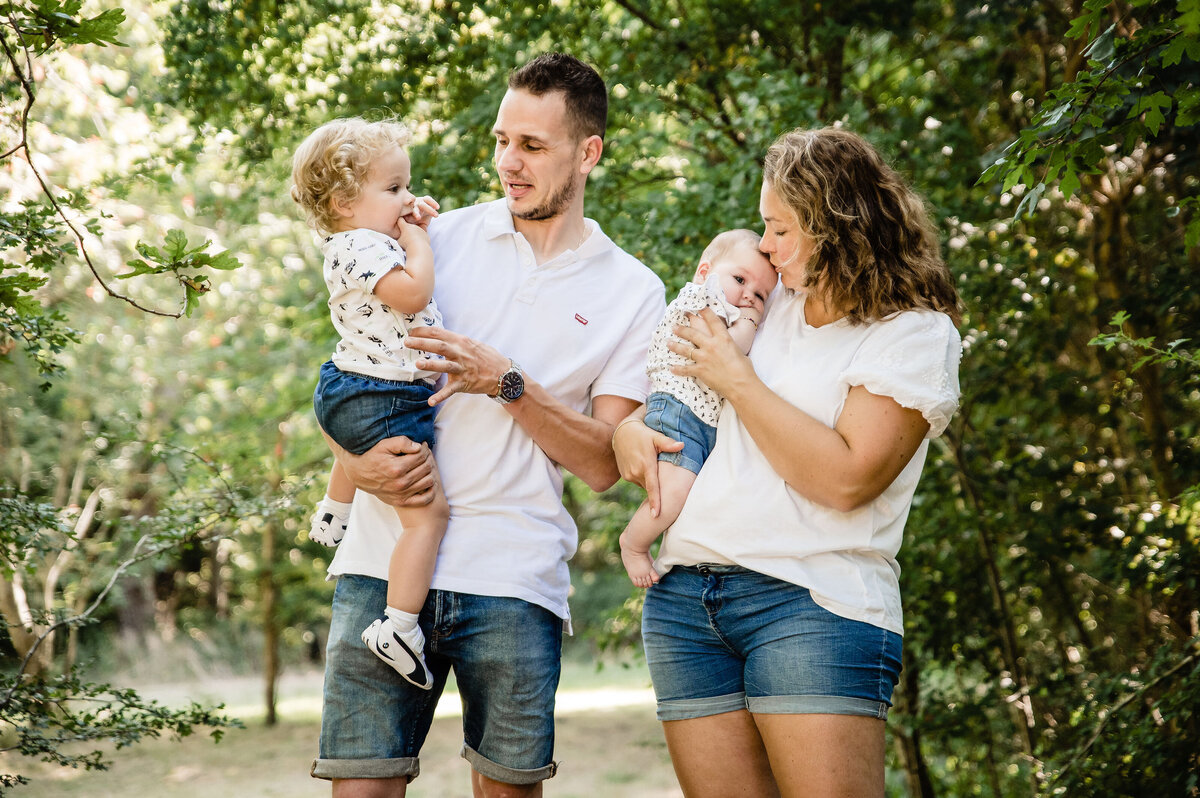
[2,1,1198,795]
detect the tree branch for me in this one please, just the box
[0,19,186,318]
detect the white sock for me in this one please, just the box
[319,496,353,519]
[384,606,420,635]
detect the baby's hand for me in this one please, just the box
[396,216,432,250]
[403,195,441,231]
[740,306,763,328]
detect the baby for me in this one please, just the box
[291,117,447,689]
[619,229,778,586]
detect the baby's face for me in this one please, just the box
[335,145,417,238]
[707,247,778,316]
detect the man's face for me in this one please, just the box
[492,89,586,222]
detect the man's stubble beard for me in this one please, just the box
[509,175,580,222]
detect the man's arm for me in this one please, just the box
[321,430,439,506]
[404,326,636,492]
[509,388,640,492]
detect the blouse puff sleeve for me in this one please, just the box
[837,310,962,438]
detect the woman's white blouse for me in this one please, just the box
[656,290,962,635]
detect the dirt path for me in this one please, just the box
[4,667,684,797]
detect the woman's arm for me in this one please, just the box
[672,308,929,512]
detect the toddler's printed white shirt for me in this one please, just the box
[322,228,442,383]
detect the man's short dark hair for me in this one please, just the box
[508,53,608,141]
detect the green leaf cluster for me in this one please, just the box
[121,230,243,317]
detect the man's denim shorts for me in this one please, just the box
[643,391,717,475]
[313,360,436,454]
[311,574,563,785]
[642,565,902,721]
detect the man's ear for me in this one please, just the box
[578,134,604,176]
[694,260,712,282]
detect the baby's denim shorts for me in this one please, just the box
[643,391,717,475]
[642,565,902,721]
[313,360,436,454]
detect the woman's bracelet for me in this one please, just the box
[611,416,644,447]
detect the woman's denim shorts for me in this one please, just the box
[313,360,436,455]
[643,391,717,475]
[642,565,902,721]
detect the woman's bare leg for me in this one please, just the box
[754,713,886,798]
[660,711,779,798]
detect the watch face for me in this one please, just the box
[499,370,524,402]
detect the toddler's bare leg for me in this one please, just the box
[387,493,450,613]
[327,461,355,503]
[360,491,450,690]
[619,461,698,588]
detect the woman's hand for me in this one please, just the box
[324,431,439,506]
[612,410,683,517]
[669,307,758,399]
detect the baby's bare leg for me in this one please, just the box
[619,461,698,588]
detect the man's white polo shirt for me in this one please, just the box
[328,199,666,628]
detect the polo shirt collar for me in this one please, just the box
[481,198,610,260]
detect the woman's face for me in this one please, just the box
[758,181,815,292]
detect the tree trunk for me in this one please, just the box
[261,429,286,726]
[261,517,279,727]
[891,652,936,798]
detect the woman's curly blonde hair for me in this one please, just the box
[763,127,961,326]
[290,117,411,235]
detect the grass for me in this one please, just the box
[2,658,683,798]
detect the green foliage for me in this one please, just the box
[1091,311,1198,372]
[0,0,125,51]
[0,671,240,793]
[1044,637,1200,796]
[0,0,242,377]
[0,199,81,378]
[983,0,1200,241]
[0,496,69,577]
[120,230,243,317]
[0,0,1196,795]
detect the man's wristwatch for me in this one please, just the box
[492,359,525,404]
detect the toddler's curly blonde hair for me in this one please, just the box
[291,117,411,234]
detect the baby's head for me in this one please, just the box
[694,229,777,316]
[291,117,411,235]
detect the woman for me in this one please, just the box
[613,127,962,797]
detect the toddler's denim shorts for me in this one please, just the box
[313,360,436,454]
[643,391,717,475]
[642,565,902,721]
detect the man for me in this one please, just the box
[310,53,666,798]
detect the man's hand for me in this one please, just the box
[405,327,510,406]
[324,431,439,506]
[611,411,684,517]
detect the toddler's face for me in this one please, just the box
[335,146,416,237]
[706,247,777,316]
